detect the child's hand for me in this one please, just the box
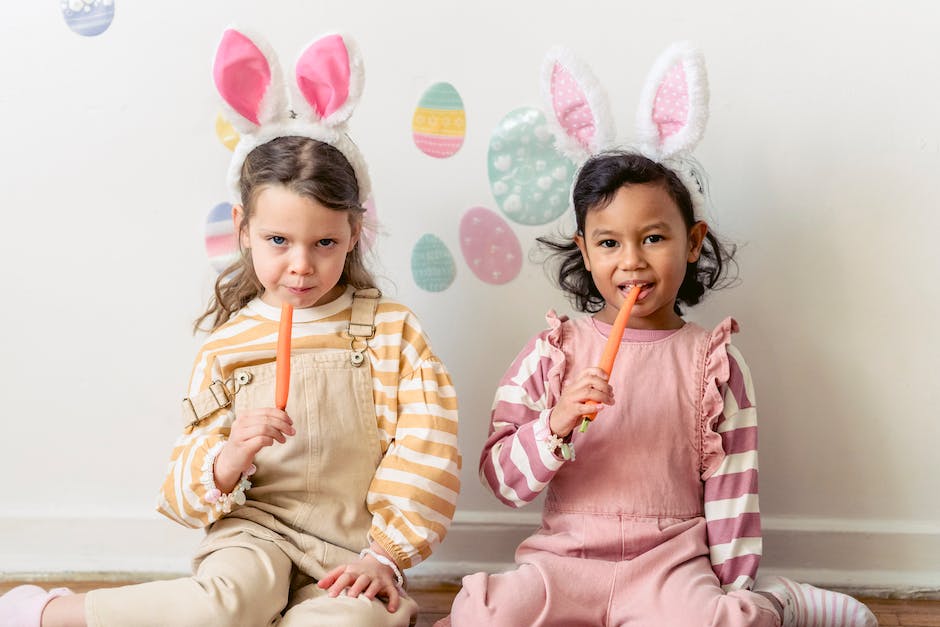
[214,407,295,492]
[317,552,401,613]
[549,367,614,437]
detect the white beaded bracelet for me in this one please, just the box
[359,548,404,587]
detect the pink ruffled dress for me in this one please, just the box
[451,313,779,626]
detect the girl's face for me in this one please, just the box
[236,184,359,309]
[575,183,707,330]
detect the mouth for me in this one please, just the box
[618,281,652,301]
[286,286,314,295]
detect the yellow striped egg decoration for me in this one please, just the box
[412,82,465,158]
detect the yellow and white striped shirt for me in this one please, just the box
[157,287,460,569]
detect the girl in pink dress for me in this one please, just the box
[437,43,876,627]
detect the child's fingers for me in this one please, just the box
[234,422,292,444]
[384,582,400,613]
[577,367,609,381]
[347,573,372,598]
[317,565,344,589]
[327,572,357,598]
[362,579,384,600]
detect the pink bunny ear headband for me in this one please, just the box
[541,42,709,214]
[213,28,371,205]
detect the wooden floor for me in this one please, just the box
[2,579,939,626]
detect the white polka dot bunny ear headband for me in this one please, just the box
[213,27,371,205]
[541,42,709,213]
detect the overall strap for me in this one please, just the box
[348,287,381,338]
[347,288,381,366]
[182,379,233,430]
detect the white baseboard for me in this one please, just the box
[2,512,938,596]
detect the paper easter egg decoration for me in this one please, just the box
[412,82,466,158]
[359,196,378,253]
[459,207,522,285]
[61,0,114,37]
[215,113,240,151]
[205,202,238,273]
[411,234,456,292]
[487,107,576,226]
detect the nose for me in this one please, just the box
[288,247,314,275]
[617,243,646,270]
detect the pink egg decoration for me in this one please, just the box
[360,196,378,253]
[459,207,523,285]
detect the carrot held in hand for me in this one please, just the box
[579,284,641,432]
[275,303,293,410]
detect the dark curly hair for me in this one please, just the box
[537,151,736,314]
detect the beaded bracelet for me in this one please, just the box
[359,548,404,587]
[201,440,256,514]
[533,417,576,461]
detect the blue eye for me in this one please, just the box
[270,236,286,246]
[318,239,337,248]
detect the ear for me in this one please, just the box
[635,42,708,160]
[232,204,249,249]
[687,220,708,263]
[347,215,362,253]
[213,28,287,134]
[574,233,592,272]
[292,33,364,127]
[540,47,616,162]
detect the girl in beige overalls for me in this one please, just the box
[1,30,460,627]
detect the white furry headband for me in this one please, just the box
[540,42,709,213]
[212,28,371,205]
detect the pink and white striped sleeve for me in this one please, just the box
[703,342,762,591]
[478,324,567,508]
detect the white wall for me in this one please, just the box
[1,1,938,592]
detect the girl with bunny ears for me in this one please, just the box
[0,29,459,627]
[437,44,874,627]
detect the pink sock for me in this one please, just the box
[754,576,877,627]
[0,585,73,627]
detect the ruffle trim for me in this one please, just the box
[543,310,569,403]
[701,317,740,479]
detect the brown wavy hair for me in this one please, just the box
[195,136,375,332]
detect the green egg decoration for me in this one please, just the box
[411,234,456,292]
[487,107,576,226]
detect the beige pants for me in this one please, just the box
[85,529,417,626]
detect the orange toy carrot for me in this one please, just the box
[275,303,293,411]
[579,284,642,432]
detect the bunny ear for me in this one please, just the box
[636,42,708,159]
[293,33,364,126]
[540,47,615,162]
[213,28,287,133]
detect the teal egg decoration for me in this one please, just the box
[61,0,115,37]
[487,107,576,225]
[411,234,456,292]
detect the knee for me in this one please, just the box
[450,571,547,627]
[195,574,287,626]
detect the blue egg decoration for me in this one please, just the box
[411,234,456,292]
[487,107,577,226]
[61,0,115,37]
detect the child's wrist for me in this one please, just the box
[359,548,404,587]
[204,442,255,513]
[536,412,576,461]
